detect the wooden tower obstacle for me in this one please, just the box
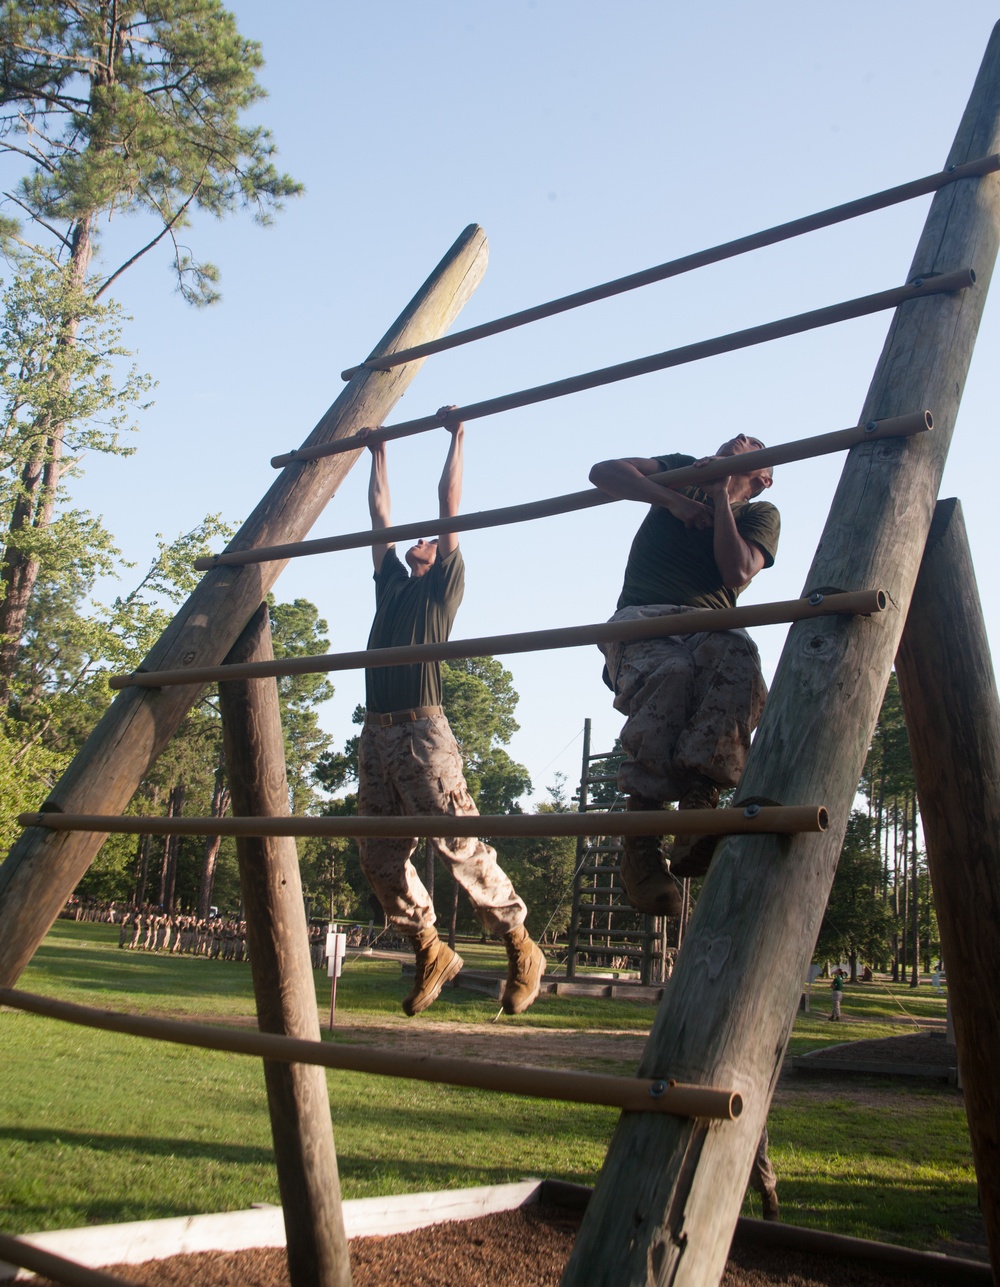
[2,22,1000,1286]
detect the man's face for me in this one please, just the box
[715,434,772,497]
[716,433,765,458]
[405,538,438,577]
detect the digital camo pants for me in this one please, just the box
[357,712,527,937]
[600,604,768,803]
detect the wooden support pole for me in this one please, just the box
[339,155,1000,379]
[216,605,350,1287]
[0,1230,134,1287]
[198,415,930,570]
[273,273,969,467]
[562,25,1000,1287]
[110,590,887,690]
[16,804,830,841]
[894,498,1000,1275]
[0,987,740,1120]
[0,224,489,989]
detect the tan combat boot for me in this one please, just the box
[501,925,546,1015]
[666,775,721,879]
[620,795,682,917]
[403,927,463,1016]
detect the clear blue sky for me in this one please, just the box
[68,3,1000,805]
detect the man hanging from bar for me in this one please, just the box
[589,434,779,916]
[356,408,546,1015]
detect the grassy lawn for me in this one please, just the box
[0,921,979,1254]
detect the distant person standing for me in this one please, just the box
[829,969,845,1021]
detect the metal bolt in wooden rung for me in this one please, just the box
[17,805,828,839]
[0,987,742,1120]
[109,590,887,690]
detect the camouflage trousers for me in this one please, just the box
[600,604,768,802]
[357,711,527,937]
[748,1126,777,1196]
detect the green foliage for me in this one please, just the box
[269,597,334,815]
[0,262,149,488]
[0,0,299,704]
[496,787,578,942]
[1,0,302,302]
[815,811,895,972]
[440,657,530,810]
[855,673,929,983]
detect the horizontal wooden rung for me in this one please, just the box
[271,266,968,469]
[0,987,742,1120]
[18,804,828,839]
[110,591,887,690]
[336,155,999,382]
[204,414,931,570]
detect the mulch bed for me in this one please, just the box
[29,1205,984,1287]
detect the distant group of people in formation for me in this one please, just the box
[61,899,389,969]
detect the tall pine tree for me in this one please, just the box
[0,0,300,701]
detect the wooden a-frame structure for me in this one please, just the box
[2,21,1000,1287]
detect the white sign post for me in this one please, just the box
[326,925,347,1029]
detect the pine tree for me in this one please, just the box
[0,0,300,700]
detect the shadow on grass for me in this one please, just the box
[0,1125,273,1167]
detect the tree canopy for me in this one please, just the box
[0,0,300,703]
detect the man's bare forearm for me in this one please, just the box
[711,494,763,587]
[367,439,391,530]
[438,422,464,519]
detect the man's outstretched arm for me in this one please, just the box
[363,430,392,574]
[436,405,464,559]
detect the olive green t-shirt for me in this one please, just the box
[364,546,465,713]
[616,453,780,611]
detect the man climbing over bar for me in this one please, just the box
[589,434,779,916]
[356,407,545,1016]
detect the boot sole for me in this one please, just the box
[402,951,464,1016]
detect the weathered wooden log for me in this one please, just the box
[217,605,350,1287]
[0,224,489,989]
[0,986,740,1119]
[199,416,929,569]
[339,155,1000,379]
[562,24,1000,1287]
[0,1229,133,1287]
[15,803,828,840]
[110,591,887,690]
[273,273,969,466]
[894,498,1000,1276]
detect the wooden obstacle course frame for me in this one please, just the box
[1,30,999,1285]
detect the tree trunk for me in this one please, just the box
[158,783,185,911]
[197,759,230,919]
[0,218,93,708]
